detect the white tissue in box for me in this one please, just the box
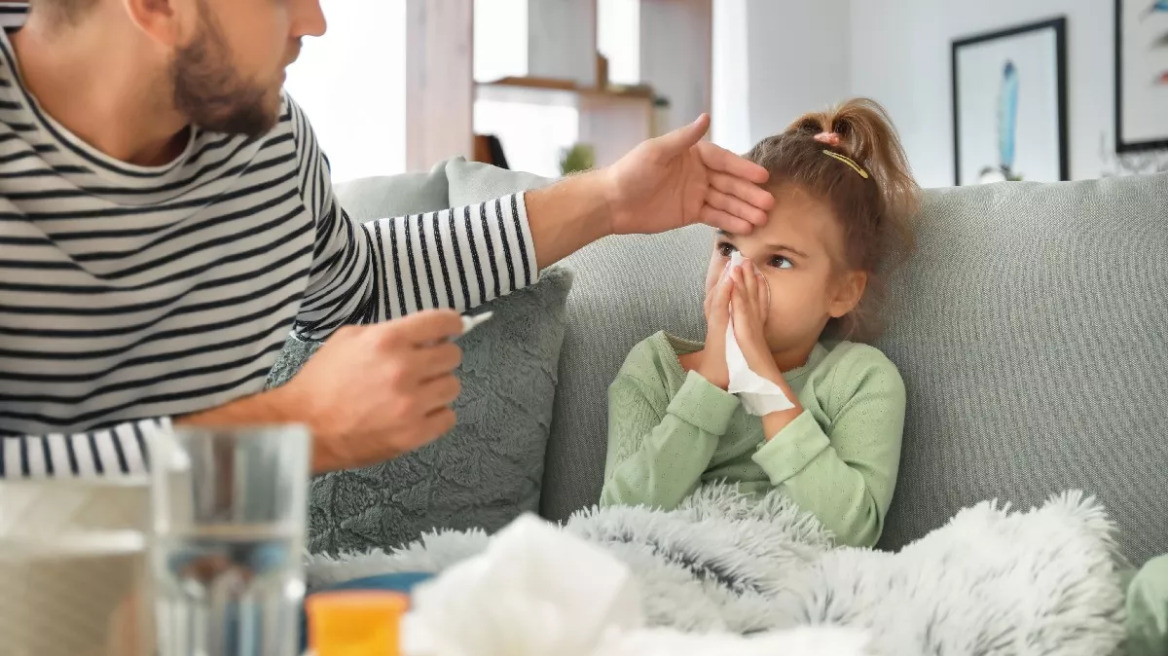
[403,515,643,656]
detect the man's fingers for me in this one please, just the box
[654,114,711,154]
[417,375,462,413]
[416,342,462,380]
[707,190,769,229]
[697,141,770,184]
[709,172,775,216]
[379,310,463,347]
[421,407,458,439]
[699,206,755,235]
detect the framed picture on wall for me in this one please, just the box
[951,18,1069,185]
[1116,0,1168,152]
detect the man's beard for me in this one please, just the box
[171,4,280,138]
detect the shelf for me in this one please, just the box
[476,77,654,109]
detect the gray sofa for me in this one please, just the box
[334,163,1167,567]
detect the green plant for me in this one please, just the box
[560,143,595,176]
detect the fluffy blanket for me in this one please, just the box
[306,486,1127,655]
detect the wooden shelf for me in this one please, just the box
[476,77,654,109]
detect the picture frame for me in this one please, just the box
[951,18,1069,185]
[1115,0,1168,153]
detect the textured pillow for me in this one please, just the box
[268,268,573,554]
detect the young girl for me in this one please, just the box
[600,98,919,549]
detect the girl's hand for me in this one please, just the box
[694,264,733,389]
[730,262,783,384]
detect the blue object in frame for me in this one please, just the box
[1142,0,1168,17]
[998,60,1019,174]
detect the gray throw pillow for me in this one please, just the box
[267,268,573,554]
[333,162,450,220]
[444,158,552,207]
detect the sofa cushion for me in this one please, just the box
[268,268,572,554]
[334,163,449,220]
[444,158,550,207]
[873,173,1168,565]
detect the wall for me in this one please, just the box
[851,0,1114,187]
[711,0,852,153]
[285,0,407,182]
[745,0,852,142]
[528,0,598,86]
[711,0,752,153]
[640,0,713,134]
[473,0,528,82]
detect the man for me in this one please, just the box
[0,0,773,477]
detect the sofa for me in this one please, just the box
[314,161,1166,567]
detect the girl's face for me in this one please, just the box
[702,184,866,358]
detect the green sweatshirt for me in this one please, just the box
[601,331,906,548]
[1127,555,1168,656]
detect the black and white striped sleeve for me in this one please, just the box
[0,417,167,479]
[286,97,539,340]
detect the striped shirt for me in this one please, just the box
[0,5,539,478]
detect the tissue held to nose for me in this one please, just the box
[727,252,771,318]
[725,252,794,416]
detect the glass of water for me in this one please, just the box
[150,425,310,656]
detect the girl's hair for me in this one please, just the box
[745,98,920,342]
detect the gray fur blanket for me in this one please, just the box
[306,486,1127,655]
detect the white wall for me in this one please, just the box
[711,0,752,153]
[474,0,528,83]
[527,0,598,86]
[745,0,852,143]
[640,0,713,134]
[711,0,852,153]
[851,0,1113,187]
[285,0,407,182]
[598,0,641,85]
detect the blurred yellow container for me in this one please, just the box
[306,591,409,656]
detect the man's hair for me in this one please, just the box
[31,0,99,25]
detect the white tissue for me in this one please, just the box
[402,515,643,656]
[460,312,493,336]
[726,252,795,416]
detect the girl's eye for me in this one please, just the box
[769,256,793,270]
[717,242,737,258]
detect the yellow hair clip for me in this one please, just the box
[822,150,870,179]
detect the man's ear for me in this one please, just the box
[120,0,189,47]
[828,270,868,319]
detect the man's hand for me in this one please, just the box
[526,116,775,269]
[276,311,465,472]
[602,115,774,236]
[180,311,466,473]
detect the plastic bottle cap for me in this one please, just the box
[306,591,409,656]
